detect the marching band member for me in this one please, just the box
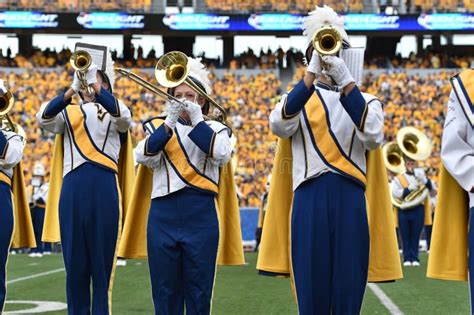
[37,45,134,314]
[427,69,474,311]
[28,163,51,257]
[391,156,433,266]
[0,80,35,313]
[257,6,402,314]
[118,57,244,315]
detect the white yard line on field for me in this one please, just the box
[367,283,404,315]
[6,268,65,285]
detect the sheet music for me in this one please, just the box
[74,42,108,71]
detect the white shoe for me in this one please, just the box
[43,251,52,255]
[412,261,420,267]
[29,253,37,257]
[116,259,127,267]
[403,261,412,267]
[36,253,43,258]
[10,250,17,255]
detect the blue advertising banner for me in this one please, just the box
[418,13,474,30]
[76,12,145,29]
[0,11,58,28]
[162,13,474,32]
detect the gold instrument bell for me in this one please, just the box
[0,83,16,132]
[70,49,94,94]
[116,51,228,125]
[312,25,343,56]
[383,127,433,209]
[383,141,406,174]
[396,126,432,161]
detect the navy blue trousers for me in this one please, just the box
[291,173,369,315]
[147,188,219,315]
[31,206,51,253]
[398,204,424,263]
[59,163,120,315]
[468,207,474,312]
[0,182,13,312]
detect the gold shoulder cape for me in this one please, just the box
[118,161,245,266]
[427,164,469,281]
[11,163,36,248]
[256,138,403,282]
[42,133,136,242]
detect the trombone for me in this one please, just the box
[70,49,94,94]
[115,51,228,124]
[0,84,16,132]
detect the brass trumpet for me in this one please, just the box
[116,51,227,124]
[312,26,343,56]
[70,50,94,94]
[0,84,16,132]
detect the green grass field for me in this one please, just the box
[3,252,470,314]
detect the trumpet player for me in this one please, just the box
[391,155,433,267]
[263,5,398,315]
[0,80,29,312]
[119,56,244,315]
[427,69,474,311]
[37,45,133,314]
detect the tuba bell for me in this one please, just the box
[70,50,94,94]
[383,127,433,209]
[0,82,16,132]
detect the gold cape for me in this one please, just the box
[427,164,469,281]
[42,133,135,242]
[11,163,36,248]
[118,161,245,266]
[256,138,403,282]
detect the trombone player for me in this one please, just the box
[37,45,133,314]
[386,127,434,267]
[118,55,244,315]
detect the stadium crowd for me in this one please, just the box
[1,47,473,70]
[0,0,152,12]
[3,62,453,206]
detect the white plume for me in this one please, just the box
[187,57,212,94]
[303,5,349,46]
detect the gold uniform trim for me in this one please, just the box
[150,119,218,194]
[305,92,367,186]
[0,171,12,186]
[65,106,118,173]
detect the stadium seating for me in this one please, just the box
[3,65,452,207]
[0,0,152,12]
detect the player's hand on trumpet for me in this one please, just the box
[321,55,355,90]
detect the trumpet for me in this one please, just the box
[383,127,433,209]
[70,50,94,94]
[0,84,16,132]
[312,26,343,56]
[116,51,228,125]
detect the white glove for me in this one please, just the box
[85,63,98,86]
[71,72,81,93]
[307,51,322,76]
[184,100,204,126]
[321,55,355,88]
[164,100,183,130]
